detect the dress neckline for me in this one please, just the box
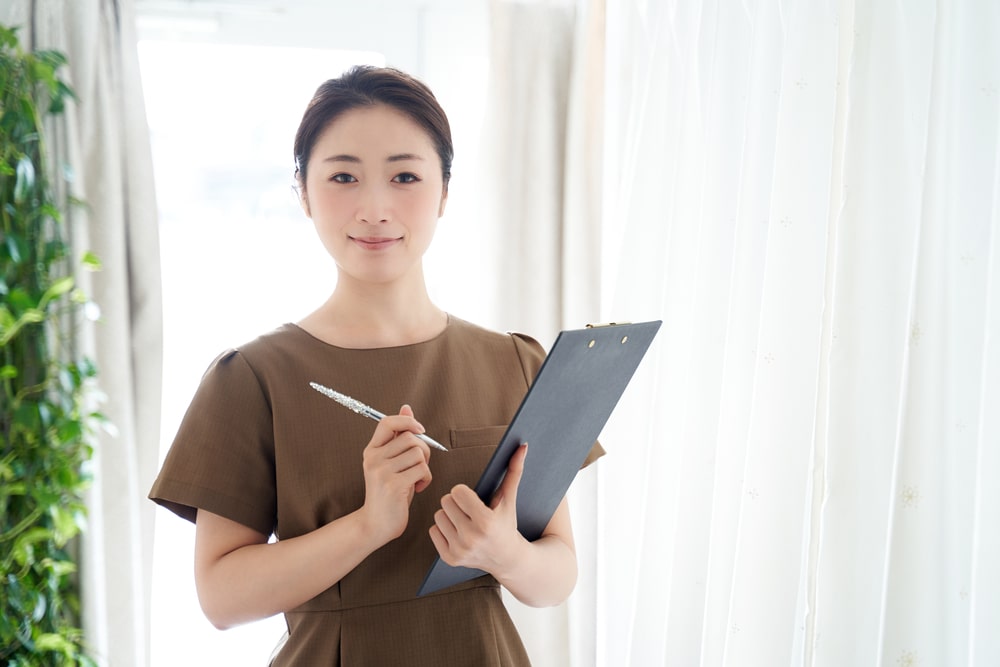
[283,313,453,352]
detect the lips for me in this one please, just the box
[350,236,401,250]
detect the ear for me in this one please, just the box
[438,187,448,218]
[298,185,312,218]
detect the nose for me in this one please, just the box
[357,182,390,224]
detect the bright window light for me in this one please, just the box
[140,41,385,666]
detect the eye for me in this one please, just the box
[330,173,356,184]
[392,172,420,184]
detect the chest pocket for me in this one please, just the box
[419,426,507,514]
[448,425,507,450]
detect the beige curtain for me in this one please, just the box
[598,0,1000,664]
[1,1,162,665]
[482,0,605,664]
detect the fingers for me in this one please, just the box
[437,486,478,529]
[429,491,473,567]
[435,443,527,532]
[491,443,527,510]
[430,475,522,570]
[428,444,529,570]
[364,438,432,489]
[371,406,427,448]
[362,405,434,497]
[367,404,431,462]
[428,523,448,557]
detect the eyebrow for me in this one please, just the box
[321,153,425,164]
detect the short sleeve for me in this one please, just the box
[509,332,547,384]
[148,350,277,535]
[509,333,606,468]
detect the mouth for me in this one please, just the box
[350,236,402,250]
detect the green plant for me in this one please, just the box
[1,24,101,666]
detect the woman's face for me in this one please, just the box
[301,103,447,288]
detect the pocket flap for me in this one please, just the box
[448,425,506,449]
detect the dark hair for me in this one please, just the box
[293,65,453,190]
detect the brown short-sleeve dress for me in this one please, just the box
[149,316,604,666]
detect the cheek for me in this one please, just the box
[307,186,351,221]
[414,189,445,218]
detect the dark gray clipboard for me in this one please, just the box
[417,320,662,597]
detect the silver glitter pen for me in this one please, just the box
[309,381,448,452]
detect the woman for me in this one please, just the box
[149,65,602,665]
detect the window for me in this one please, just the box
[140,41,386,664]
[139,2,491,657]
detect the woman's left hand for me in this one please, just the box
[429,444,528,574]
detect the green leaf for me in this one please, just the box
[39,275,74,307]
[39,202,62,222]
[80,357,98,377]
[19,309,44,323]
[41,558,77,578]
[0,307,45,346]
[56,420,82,444]
[50,506,79,545]
[81,251,102,270]
[0,305,14,329]
[30,593,48,623]
[35,49,68,70]
[8,287,33,312]
[0,480,26,496]
[11,525,50,566]
[0,453,19,481]
[0,25,19,49]
[13,154,35,204]
[34,632,76,653]
[0,27,98,664]
[4,230,22,262]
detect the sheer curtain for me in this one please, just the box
[597,0,1000,665]
[482,0,605,664]
[0,1,162,665]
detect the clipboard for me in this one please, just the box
[417,320,662,596]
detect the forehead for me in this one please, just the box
[311,104,437,158]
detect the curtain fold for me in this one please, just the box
[599,0,1000,664]
[485,1,570,344]
[970,101,1000,662]
[2,1,163,665]
[482,0,604,664]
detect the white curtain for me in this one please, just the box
[482,0,605,664]
[1,1,162,665]
[598,0,1000,665]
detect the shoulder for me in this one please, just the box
[193,324,308,398]
[447,315,543,351]
[208,324,308,374]
[446,315,547,380]
[232,323,305,360]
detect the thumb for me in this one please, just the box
[492,443,527,510]
[399,404,414,418]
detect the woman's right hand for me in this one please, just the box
[359,404,433,543]
[194,405,434,629]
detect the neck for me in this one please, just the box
[299,271,447,349]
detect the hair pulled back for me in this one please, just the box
[293,65,453,190]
